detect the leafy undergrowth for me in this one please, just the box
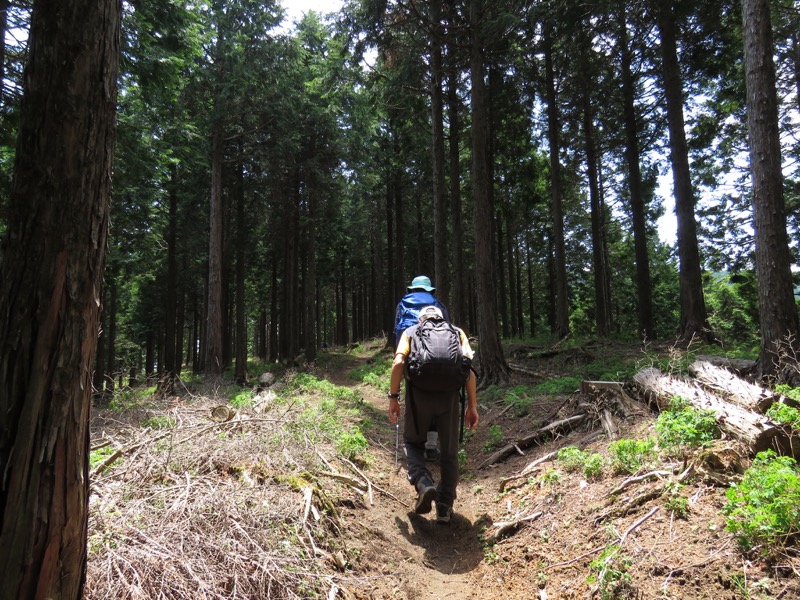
[86,338,800,600]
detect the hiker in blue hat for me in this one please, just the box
[387,305,479,523]
[393,275,450,461]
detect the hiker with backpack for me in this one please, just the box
[387,305,479,523]
[393,275,449,461]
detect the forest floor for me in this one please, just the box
[86,338,800,600]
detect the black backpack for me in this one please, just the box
[406,319,471,392]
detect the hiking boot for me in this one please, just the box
[414,480,437,514]
[436,503,453,524]
[424,446,441,462]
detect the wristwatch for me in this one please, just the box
[387,392,400,399]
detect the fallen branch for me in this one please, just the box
[618,506,659,546]
[341,457,374,506]
[478,414,587,470]
[488,511,544,543]
[608,470,673,497]
[499,429,603,491]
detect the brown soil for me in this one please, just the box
[324,341,800,600]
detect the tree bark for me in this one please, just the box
[544,22,570,340]
[470,0,509,386]
[430,0,448,308]
[447,48,466,327]
[0,1,120,598]
[160,164,179,391]
[688,360,774,413]
[234,161,248,383]
[741,0,800,379]
[580,63,612,338]
[205,120,225,374]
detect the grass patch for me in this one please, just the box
[348,356,392,391]
[141,415,176,429]
[533,377,581,395]
[108,386,156,411]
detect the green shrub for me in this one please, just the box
[662,483,690,518]
[588,546,632,600]
[108,386,153,411]
[89,446,120,472]
[336,428,369,462]
[539,467,562,488]
[723,450,800,556]
[656,396,719,452]
[557,446,589,473]
[348,357,392,390]
[766,401,800,430]
[609,438,657,475]
[775,383,800,403]
[502,385,537,410]
[583,453,605,480]
[230,389,255,409]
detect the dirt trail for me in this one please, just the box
[325,351,509,600]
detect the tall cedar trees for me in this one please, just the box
[0,0,120,598]
[741,0,800,379]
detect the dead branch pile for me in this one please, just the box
[85,391,368,600]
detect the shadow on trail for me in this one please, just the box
[394,511,492,575]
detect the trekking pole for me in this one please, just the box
[394,422,400,467]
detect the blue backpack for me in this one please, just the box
[394,291,449,346]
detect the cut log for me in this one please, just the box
[695,354,756,375]
[632,367,787,454]
[688,360,774,413]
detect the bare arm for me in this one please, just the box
[387,353,405,424]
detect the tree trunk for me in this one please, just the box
[161,164,179,391]
[447,52,466,327]
[304,173,318,363]
[544,22,570,340]
[618,6,654,339]
[0,1,120,597]
[105,272,117,395]
[526,229,536,338]
[205,120,225,374]
[470,0,509,386]
[234,161,248,384]
[741,0,800,380]
[579,46,612,338]
[430,0,448,308]
[655,3,715,345]
[0,0,7,105]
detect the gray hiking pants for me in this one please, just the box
[403,386,461,507]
